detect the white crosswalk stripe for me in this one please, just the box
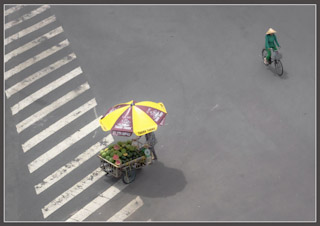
[28,118,100,173]
[42,168,106,219]
[34,134,114,195]
[5,52,76,98]
[66,180,129,222]
[107,196,144,222]
[16,82,90,133]
[22,98,97,153]
[4,26,64,64]
[5,5,50,30]
[5,8,146,222]
[5,5,24,16]
[5,15,56,45]
[5,39,70,81]
[11,66,82,115]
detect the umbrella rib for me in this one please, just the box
[110,107,132,132]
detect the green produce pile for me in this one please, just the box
[99,140,145,166]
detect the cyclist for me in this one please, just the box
[264,28,281,65]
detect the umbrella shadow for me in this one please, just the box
[120,161,187,198]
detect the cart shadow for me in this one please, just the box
[120,161,187,198]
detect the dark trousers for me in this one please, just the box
[150,146,157,160]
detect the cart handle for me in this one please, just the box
[131,140,144,148]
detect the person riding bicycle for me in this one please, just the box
[264,28,281,65]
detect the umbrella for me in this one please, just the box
[99,100,167,137]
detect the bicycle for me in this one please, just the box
[262,48,283,76]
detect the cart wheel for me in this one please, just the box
[122,169,136,184]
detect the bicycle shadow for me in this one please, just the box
[119,161,187,198]
[264,63,288,79]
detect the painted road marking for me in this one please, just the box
[66,180,129,222]
[16,82,90,133]
[22,98,97,153]
[4,15,56,45]
[5,52,76,98]
[28,118,100,173]
[5,5,24,16]
[4,26,64,63]
[34,134,114,195]
[107,196,144,222]
[5,5,50,30]
[42,168,105,219]
[11,66,82,115]
[5,39,70,81]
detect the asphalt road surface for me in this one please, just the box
[4,4,315,222]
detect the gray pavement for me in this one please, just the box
[5,5,315,221]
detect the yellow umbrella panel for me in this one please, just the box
[99,100,167,136]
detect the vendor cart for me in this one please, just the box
[98,140,151,184]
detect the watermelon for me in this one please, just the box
[113,154,119,160]
[113,144,120,150]
[115,159,122,166]
[101,152,107,158]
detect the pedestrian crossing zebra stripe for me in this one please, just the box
[5,39,70,81]
[5,7,148,222]
[27,117,100,173]
[34,134,114,195]
[5,5,50,30]
[10,66,82,115]
[22,98,97,153]
[66,180,129,222]
[4,26,64,64]
[4,5,24,17]
[4,15,56,45]
[16,82,90,133]
[107,196,144,222]
[42,167,105,219]
[5,52,76,98]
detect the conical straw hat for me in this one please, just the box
[266,28,276,34]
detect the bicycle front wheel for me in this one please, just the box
[274,60,283,76]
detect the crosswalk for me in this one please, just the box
[67,179,129,222]
[5,4,148,222]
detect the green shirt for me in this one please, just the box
[265,34,280,49]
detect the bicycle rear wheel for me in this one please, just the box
[274,60,283,76]
[262,49,268,65]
